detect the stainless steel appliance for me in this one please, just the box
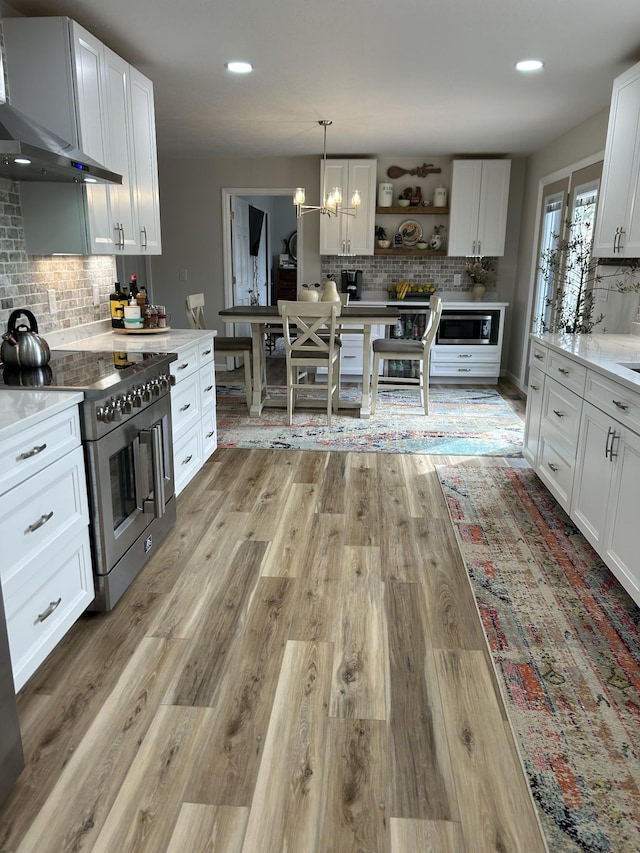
[436,310,497,345]
[1,349,177,611]
[341,269,363,300]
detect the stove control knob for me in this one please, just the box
[96,406,107,422]
[132,389,143,407]
[151,380,160,397]
[112,404,122,422]
[123,397,133,414]
[142,384,151,403]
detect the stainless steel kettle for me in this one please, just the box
[1,309,51,368]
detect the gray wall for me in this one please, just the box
[149,157,319,333]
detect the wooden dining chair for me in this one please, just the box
[370,295,443,415]
[186,293,253,410]
[277,300,342,425]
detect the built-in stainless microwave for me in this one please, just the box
[436,310,497,345]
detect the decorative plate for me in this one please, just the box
[398,219,423,247]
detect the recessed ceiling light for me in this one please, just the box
[225,61,253,74]
[516,59,544,72]
[14,157,31,165]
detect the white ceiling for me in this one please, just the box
[5,0,640,160]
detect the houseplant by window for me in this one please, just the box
[537,215,640,334]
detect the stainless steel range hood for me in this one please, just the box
[0,102,122,185]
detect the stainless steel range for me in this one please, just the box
[1,349,177,611]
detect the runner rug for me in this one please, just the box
[437,463,640,853]
[215,385,524,456]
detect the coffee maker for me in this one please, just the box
[341,269,363,300]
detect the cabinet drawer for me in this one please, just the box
[431,362,500,378]
[173,421,203,496]
[5,529,94,692]
[199,363,216,414]
[198,337,215,367]
[0,406,81,497]
[202,412,217,462]
[530,341,548,368]
[528,365,545,395]
[546,351,587,396]
[540,376,582,452]
[432,347,500,364]
[171,371,201,438]
[0,446,89,595]
[170,343,199,382]
[537,432,575,512]
[585,370,640,433]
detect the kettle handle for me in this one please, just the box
[7,309,39,334]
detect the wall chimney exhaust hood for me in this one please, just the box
[0,102,122,184]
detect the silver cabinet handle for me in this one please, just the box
[202,348,212,356]
[182,454,193,465]
[458,353,473,358]
[531,384,540,392]
[457,368,472,372]
[177,362,190,371]
[605,426,620,461]
[477,240,481,254]
[206,430,215,438]
[204,385,213,392]
[548,462,559,472]
[534,352,544,360]
[617,227,626,252]
[141,226,147,250]
[179,403,191,412]
[36,597,61,623]
[612,399,629,412]
[558,367,570,376]
[26,510,54,533]
[120,224,125,249]
[18,443,47,461]
[552,409,565,418]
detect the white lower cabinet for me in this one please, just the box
[170,335,216,496]
[431,345,501,380]
[571,401,640,600]
[0,404,93,691]
[525,336,640,607]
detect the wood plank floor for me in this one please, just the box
[0,382,548,852]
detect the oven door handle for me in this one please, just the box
[138,423,166,518]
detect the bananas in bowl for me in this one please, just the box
[388,282,437,300]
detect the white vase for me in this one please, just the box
[472,283,487,301]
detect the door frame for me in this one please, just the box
[221,187,303,334]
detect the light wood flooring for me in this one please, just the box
[0,380,546,853]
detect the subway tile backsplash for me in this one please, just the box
[0,178,115,335]
[320,255,498,297]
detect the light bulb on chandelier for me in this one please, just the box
[294,120,361,219]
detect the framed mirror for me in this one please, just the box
[287,231,298,263]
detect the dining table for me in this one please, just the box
[219,304,401,418]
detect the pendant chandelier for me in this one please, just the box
[294,120,361,219]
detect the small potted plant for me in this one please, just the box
[375,225,391,249]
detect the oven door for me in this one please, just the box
[84,395,174,577]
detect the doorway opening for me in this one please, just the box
[221,187,302,338]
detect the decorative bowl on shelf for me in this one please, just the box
[377,239,391,249]
[397,198,410,207]
[416,241,429,249]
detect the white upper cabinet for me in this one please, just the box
[448,159,511,257]
[593,62,640,258]
[319,159,377,256]
[3,17,161,256]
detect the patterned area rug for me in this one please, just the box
[437,464,640,853]
[215,385,524,455]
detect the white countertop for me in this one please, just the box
[0,390,83,442]
[533,332,640,392]
[358,292,508,309]
[54,327,216,355]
